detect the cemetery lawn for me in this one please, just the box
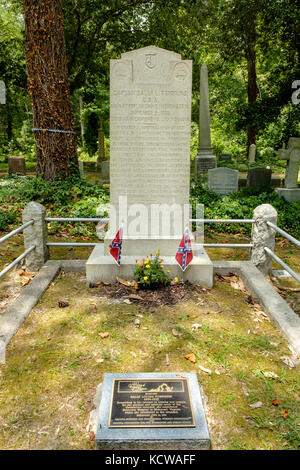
[0,272,299,450]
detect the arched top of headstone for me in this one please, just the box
[111,46,191,86]
[0,80,6,104]
[121,45,181,60]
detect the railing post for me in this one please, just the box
[22,202,49,271]
[251,204,277,275]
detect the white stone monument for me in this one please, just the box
[276,137,300,202]
[86,46,213,286]
[194,64,216,176]
[208,167,238,195]
[248,143,256,162]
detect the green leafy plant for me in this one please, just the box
[134,251,172,289]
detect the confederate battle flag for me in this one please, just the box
[175,227,193,271]
[109,228,123,266]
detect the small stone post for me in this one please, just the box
[22,202,49,271]
[251,204,277,275]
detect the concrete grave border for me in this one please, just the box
[0,260,299,356]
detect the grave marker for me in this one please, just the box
[247,167,272,188]
[208,167,238,195]
[96,372,210,450]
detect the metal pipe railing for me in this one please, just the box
[0,219,34,245]
[264,247,300,283]
[45,217,109,223]
[0,245,36,280]
[47,242,98,247]
[203,243,253,248]
[267,221,300,248]
[190,219,254,223]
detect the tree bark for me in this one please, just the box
[23,0,78,180]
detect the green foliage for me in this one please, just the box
[0,207,17,231]
[191,183,300,239]
[134,253,171,289]
[0,174,109,234]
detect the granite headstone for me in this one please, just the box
[208,167,238,195]
[247,167,272,188]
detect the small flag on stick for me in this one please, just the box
[175,228,193,271]
[109,228,123,265]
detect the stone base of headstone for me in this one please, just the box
[8,156,26,175]
[194,154,216,176]
[86,243,213,287]
[95,372,211,450]
[275,188,300,202]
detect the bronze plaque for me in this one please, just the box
[108,378,195,428]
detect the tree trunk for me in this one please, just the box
[23,0,78,180]
[246,20,258,154]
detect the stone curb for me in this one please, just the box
[213,261,300,355]
[0,261,60,346]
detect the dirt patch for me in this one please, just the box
[92,281,208,309]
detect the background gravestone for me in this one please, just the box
[8,156,26,175]
[248,143,256,162]
[208,167,238,195]
[100,160,110,185]
[247,167,272,188]
[219,153,232,162]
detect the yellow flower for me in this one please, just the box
[144,260,147,264]
[160,265,164,268]
[147,258,151,263]
[167,270,171,273]
[175,277,179,282]
[146,264,150,268]
[143,276,148,280]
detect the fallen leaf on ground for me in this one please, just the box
[187,313,198,318]
[249,401,263,408]
[263,371,279,379]
[280,356,295,368]
[166,354,170,366]
[58,300,69,308]
[117,277,138,289]
[127,294,143,301]
[191,323,201,331]
[198,365,211,374]
[272,400,280,406]
[98,332,109,339]
[280,409,289,419]
[172,329,180,336]
[184,353,196,363]
[123,299,132,304]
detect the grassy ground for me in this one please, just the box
[0,271,299,450]
[0,232,299,316]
